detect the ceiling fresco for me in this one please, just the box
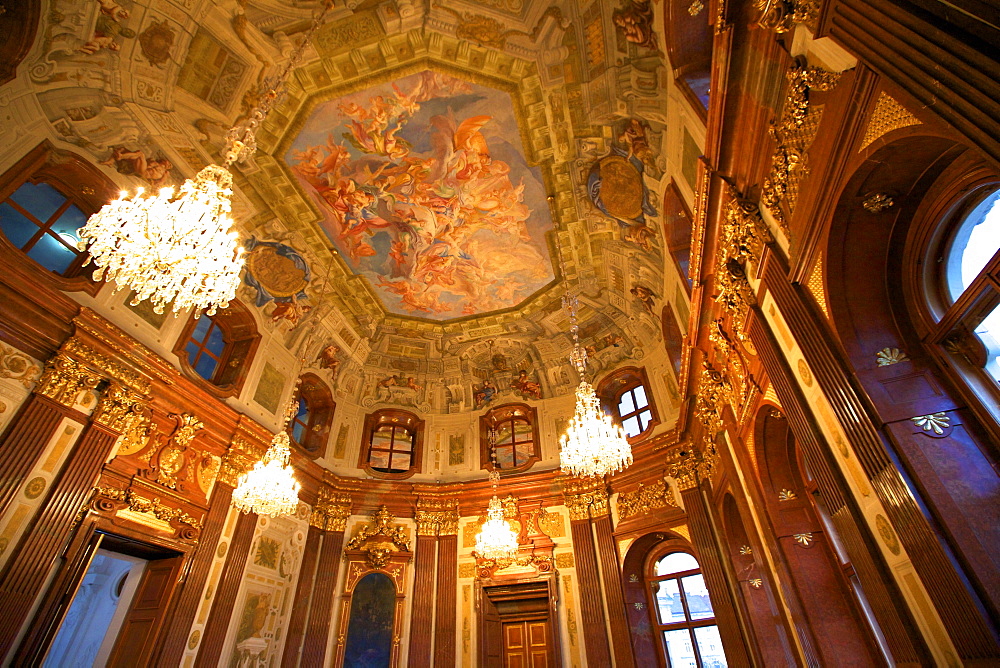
[283,69,555,320]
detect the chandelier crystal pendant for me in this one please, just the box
[558,295,633,478]
[77,3,333,317]
[474,430,520,564]
[233,393,302,517]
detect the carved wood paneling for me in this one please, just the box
[0,423,117,656]
[434,534,458,665]
[568,519,611,666]
[301,529,345,667]
[281,525,322,668]
[0,394,69,517]
[155,483,236,666]
[194,510,258,668]
[407,534,437,667]
[592,514,636,666]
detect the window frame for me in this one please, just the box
[914,174,1000,430]
[0,142,115,294]
[644,546,725,668]
[596,366,660,443]
[171,300,260,398]
[479,403,541,474]
[288,373,335,459]
[359,409,424,480]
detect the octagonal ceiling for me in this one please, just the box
[283,69,555,320]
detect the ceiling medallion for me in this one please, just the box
[558,295,633,478]
[79,4,334,317]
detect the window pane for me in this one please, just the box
[389,452,411,471]
[495,423,513,445]
[975,303,1000,382]
[51,204,87,244]
[514,421,532,441]
[653,578,686,624]
[694,625,728,667]
[204,323,225,355]
[640,410,653,431]
[656,552,699,576]
[371,427,394,449]
[185,342,201,364]
[632,384,648,409]
[681,574,715,620]
[515,441,534,464]
[27,234,76,274]
[369,449,390,470]
[0,202,40,248]
[623,415,641,438]
[10,182,66,222]
[618,390,635,416]
[193,353,217,380]
[662,629,696,668]
[495,445,514,469]
[191,316,212,342]
[393,430,413,452]
[946,190,1000,301]
[292,420,306,442]
[295,397,308,420]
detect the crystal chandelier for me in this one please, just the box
[77,3,333,317]
[474,428,520,563]
[233,396,302,517]
[558,295,633,477]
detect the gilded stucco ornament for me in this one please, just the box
[778,488,797,502]
[911,412,950,435]
[36,356,103,407]
[562,477,609,521]
[219,436,266,487]
[0,344,42,388]
[415,496,460,536]
[714,260,756,342]
[310,487,352,531]
[617,479,677,521]
[694,362,734,437]
[346,506,411,569]
[762,64,841,233]
[94,486,203,531]
[862,192,895,213]
[754,0,820,32]
[668,441,720,491]
[718,196,772,273]
[875,347,909,366]
[792,532,814,547]
[149,413,204,490]
[92,382,149,435]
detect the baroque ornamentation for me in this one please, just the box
[875,347,909,366]
[668,443,719,491]
[35,355,102,407]
[762,64,841,233]
[0,344,42,388]
[860,92,921,151]
[147,413,203,490]
[714,260,757,342]
[617,479,678,521]
[792,532,814,547]
[92,382,149,435]
[739,545,753,555]
[218,435,267,487]
[562,478,609,521]
[346,505,411,569]
[694,362,734,436]
[415,496,461,536]
[718,195,772,274]
[94,486,203,530]
[754,0,820,32]
[911,412,950,435]
[311,487,352,532]
[749,578,763,588]
[862,192,895,213]
[777,488,797,502]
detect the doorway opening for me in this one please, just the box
[42,533,182,667]
[479,579,560,667]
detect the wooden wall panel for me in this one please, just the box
[194,510,258,668]
[0,423,117,656]
[592,514,636,666]
[155,484,236,665]
[301,529,345,667]
[568,520,611,667]
[281,525,322,668]
[434,534,457,666]
[407,534,437,667]
[0,394,70,516]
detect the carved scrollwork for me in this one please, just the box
[94,485,204,531]
[346,505,411,569]
[762,64,841,233]
[36,356,102,407]
[754,0,821,34]
[617,479,677,521]
[414,496,460,536]
[311,486,352,531]
[668,443,719,491]
[562,478,608,521]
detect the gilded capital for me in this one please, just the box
[562,478,608,521]
[668,444,719,491]
[92,382,149,434]
[618,479,677,521]
[36,355,102,407]
[218,436,263,488]
[312,487,352,532]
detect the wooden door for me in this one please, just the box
[482,588,503,667]
[503,619,550,668]
[104,555,182,667]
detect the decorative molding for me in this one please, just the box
[311,486,352,531]
[860,92,921,151]
[668,444,719,491]
[0,344,42,388]
[805,254,830,318]
[35,355,102,407]
[562,478,608,521]
[94,485,203,531]
[762,64,841,234]
[777,489,797,502]
[911,412,949,435]
[739,545,753,555]
[792,532,814,547]
[862,192,895,213]
[346,505,411,569]
[694,362,733,436]
[617,479,677,521]
[91,382,149,435]
[875,347,909,366]
[749,578,763,589]
[754,0,820,32]
[415,495,460,536]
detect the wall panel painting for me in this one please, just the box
[343,572,396,667]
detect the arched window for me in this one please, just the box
[597,367,659,441]
[360,409,423,479]
[663,182,694,290]
[645,549,728,668]
[172,300,260,397]
[480,403,540,473]
[938,186,1000,381]
[0,142,115,294]
[289,373,335,458]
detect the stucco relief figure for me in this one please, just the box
[474,380,496,407]
[512,369,542,400]
[631,284,657,314]
[317,344,341,380]
[101,146,172,187]
[286,69,555,320]
[374,374,422,406]
[78,0,136,55]
[613,0,662,53]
